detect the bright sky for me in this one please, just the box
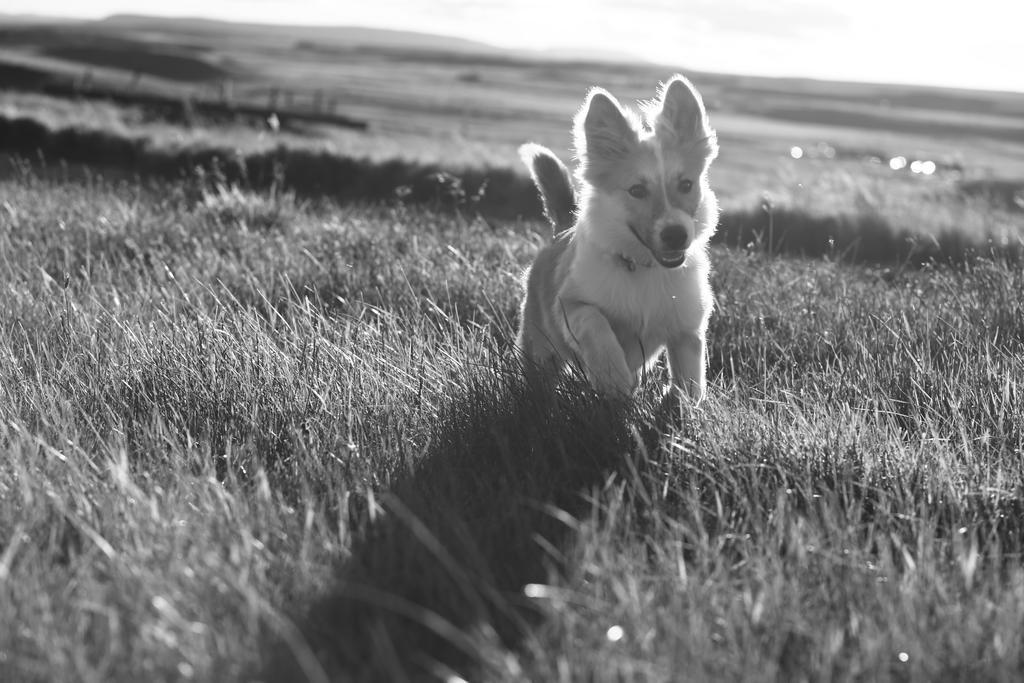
[5,0,1023,93]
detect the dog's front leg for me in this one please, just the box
[667,330,706,403]
[562,303,635,397]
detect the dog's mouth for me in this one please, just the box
[627,223,688,269]
[655,251,687,268]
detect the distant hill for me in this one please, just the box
[2,11,1021,114]
[96,14,511,55]
[0,13,85,26]
[4,13,638,64]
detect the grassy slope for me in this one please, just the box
[2,167,1024,681]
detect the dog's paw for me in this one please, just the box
[669,374,705,406]
[666,379,705,408]
[686,381,706,406]
[656,382,703,428]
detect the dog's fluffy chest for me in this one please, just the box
[562,247,710,343]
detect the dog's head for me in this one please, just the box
[573,75,718,268]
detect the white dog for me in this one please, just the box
[517,75,719,402]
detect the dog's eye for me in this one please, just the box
[678,178,693,193]
[628,184,649,199]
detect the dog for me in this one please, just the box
[516,75,719,402]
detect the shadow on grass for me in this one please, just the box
[262,369,671,681]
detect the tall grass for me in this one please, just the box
[2,165,1024,681]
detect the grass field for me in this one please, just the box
[3,12,1024,683]
[3,161,1024,681]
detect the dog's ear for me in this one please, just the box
[651,75,712,143]
[519,143,577,234]
[574,88,639,167]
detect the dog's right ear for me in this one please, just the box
[651,75,713,144]
[573,88,639,170]
[519,143,577,234]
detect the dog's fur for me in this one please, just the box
[516,75,719,401]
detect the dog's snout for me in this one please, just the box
[660,224,691,251]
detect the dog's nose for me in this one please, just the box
[661,224,691,251]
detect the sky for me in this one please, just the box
[4,0,1023,93]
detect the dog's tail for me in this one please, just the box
[519,143,577,235]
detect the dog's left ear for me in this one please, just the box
[651,75,712,142]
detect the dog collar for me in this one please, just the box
[617,252,654,272]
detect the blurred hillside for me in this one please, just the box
[2,13,1023,176]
